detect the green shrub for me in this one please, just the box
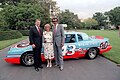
[0,30,22,41]
[19,30,29,36]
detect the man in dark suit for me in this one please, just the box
[29,19,43,71]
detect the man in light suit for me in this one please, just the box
[52,18,65,71]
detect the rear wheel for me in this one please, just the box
[86,48,98,59]
[21,52,34,66]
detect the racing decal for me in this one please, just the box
[62,46,68,56]
[6,54,21,58]
[78,48,85,54]
[67,45,76,56]
[62,45,76,56]
[78,42,98,46]
[100,42,108,49]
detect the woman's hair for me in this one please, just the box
[44,24,51,29]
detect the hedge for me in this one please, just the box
[19,30,29,36]
[0,30,22,41]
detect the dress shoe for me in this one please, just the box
[47,64,49,67]
[49,64,52,67]
[117,64,120,67]
[39,66,43,69]
[55,64,59,67]
[59,67,63,71]
[35,68,39,72]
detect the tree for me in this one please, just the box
[20,0,59,18]
[0,0,21,7]
[105,7,120,27]
[0,3,50,30]
[84,18,98,29]
[0,0,58,30]
[93,12,107,28]
[0,14,8,30]
[58,9,82,29]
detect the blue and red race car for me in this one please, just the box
[5,31,112,66]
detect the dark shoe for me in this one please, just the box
[117,64,120,67]
[39,66,43,69]
[59,67,63,71]
[55,64,59,67]
[35,68,39,72]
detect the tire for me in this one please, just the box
[86,48,98,59]
[21,52,34,66]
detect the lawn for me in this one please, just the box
[77,30,120,64]
[0,36,28,50]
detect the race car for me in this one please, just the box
[5,31,112,66]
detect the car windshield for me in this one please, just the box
[65,34,76,43]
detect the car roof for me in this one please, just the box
[64,31,86,35]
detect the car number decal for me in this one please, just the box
[62,45,76,56]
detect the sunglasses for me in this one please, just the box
[52,21,57,22]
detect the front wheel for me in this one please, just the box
[21,52,34,66]
[86,48,98,59]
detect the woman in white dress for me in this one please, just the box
[43,24,54,67]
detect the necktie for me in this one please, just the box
[38,27,41,36]
[54,26,56,35]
